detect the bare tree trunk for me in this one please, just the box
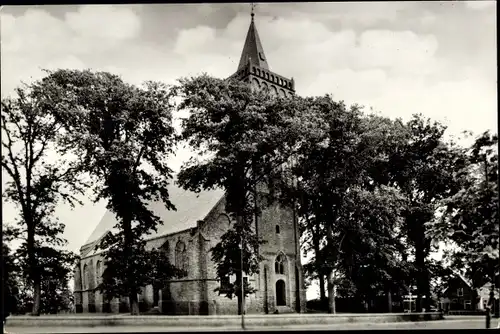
[129,292,140,315]
[236,270,243,315]
[312,232,326,301]
[415,230,431,312]
[319,274,326,301]
[27,224,41,316]
[123,215,139,315]
[32,278,41,316]
[237,295,243,315]
[387,288,393,313]
[327,270,336,314]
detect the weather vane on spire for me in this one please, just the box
[251,3,256,19]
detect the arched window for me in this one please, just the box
[276,280,286,306]
[275,253,286,275]
[252,78,260,90]
[83,263,90,290]
[74,264,82,291]
[261,81,268,92]
[270,86,278,96]
[161,240,170,258]
[96,261,102,285]
[175,241,188,276]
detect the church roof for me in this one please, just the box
[82,182,225,248]
[237,13,269,71]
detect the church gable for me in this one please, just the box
[198,195,231,242]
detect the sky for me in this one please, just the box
[1,2,497,299]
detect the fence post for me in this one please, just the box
[486,307,491,329]
[188,300,191,315]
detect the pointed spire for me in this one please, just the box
[237,4,269,71]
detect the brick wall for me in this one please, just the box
[75,190,306,315]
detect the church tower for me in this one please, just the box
[228,10,296,98]
[229,9,306,314]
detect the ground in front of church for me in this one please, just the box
[5,316,492,333]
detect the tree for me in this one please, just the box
[18,245,77,314]
[4,212,78,315]
[334,186,411,312]
[277,96,411,313]
[426,131,498,307]
[99,239,186,309]
[40,69,179,315]
[301,211,327,303]
[1,82,87,315]
[386,114,466,312]
[175,75,318,315]
[2,242,20,317]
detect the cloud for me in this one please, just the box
[355,30,439,74]
[307,67,497,138]
[0,5,142,97]
[174,26,217,54]
[45,55,86,71]
[65,5,141,41]
[257,2,410,26]
[464,1,496,10]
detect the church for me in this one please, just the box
[73,11,307,315]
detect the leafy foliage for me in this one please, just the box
[99,241,185,301]
[211,225,260,300]
[175,75,319,314]
[40,69,178,314]
[1,81,87,315]
[2,242,21,316]
[381,114,466,311]
[426,131,499,288]
[277,95,412,312]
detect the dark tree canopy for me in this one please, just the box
[426,131,499,288]
[175,75,320,314]
[1,80,87,315]
[39,69,180,315]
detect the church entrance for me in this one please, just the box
[153,286,159,307]
[276,280,286,306]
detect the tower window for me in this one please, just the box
[276,225,280,234]
[271,75,275,82]
[275,253,286,275]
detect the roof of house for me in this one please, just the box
[442,270,472,293]
[81,182,225,250]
